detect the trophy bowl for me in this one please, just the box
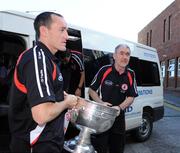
[64,99,119,153]
[72,100,119,133]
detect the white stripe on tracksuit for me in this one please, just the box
[90,65,110,86]
[30,124,46,146]
[128,68,138,94]
[71,53,84,71]
[29,47,51,148]
[41,49,50,96]
[33,46,51,97]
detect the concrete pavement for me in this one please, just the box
[164,90,180,107]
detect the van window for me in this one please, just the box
[129,57,160,86]
[84,49,160,87]
[83,49,112,87]
[66,28,82,51]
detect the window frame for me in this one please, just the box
[161,61,166,78]
[168,59,175,78]
[178,57,180,77]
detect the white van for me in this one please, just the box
[0,11,164,142]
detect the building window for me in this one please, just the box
[178,57,180,77]
[168,59,175,77]
[149,30,152,46]
[168,15,171,40]
[163,19,166,42]
[161,61,165,78]
[146,32,149,46]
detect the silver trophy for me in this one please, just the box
[64,99,119,153]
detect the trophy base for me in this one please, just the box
[74,143,97,153]
[64,126,97,153]
[64,136,79,152]
[64,136,97,153]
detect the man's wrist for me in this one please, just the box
[77,86,82,89]
[118,105,123,111]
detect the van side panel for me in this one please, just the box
[1,11,35,36]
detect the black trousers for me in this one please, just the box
[32,141,63,153]
[10,136,63,153]
[10,136,30,153]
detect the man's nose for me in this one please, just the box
[64,30,69,40]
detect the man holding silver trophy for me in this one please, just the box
[89,44,138,153]
[64,44,138,153]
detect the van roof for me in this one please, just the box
[0,10,157,59]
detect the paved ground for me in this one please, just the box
[164,90,180,107]
[123,89,180,153]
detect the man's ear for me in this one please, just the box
[40,26,48,37]
[113,53,116,60]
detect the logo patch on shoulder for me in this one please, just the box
[58,73,63,81]
[104,80,113,86]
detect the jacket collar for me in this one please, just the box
[36,41,59,63]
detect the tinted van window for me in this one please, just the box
[83,49,112,87]
[84,49,160,87]
[129,57,160,86]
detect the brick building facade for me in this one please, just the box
[138,0,180,91]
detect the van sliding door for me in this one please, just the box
[0,31,26,115]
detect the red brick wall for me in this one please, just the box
[138,0,180,91]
